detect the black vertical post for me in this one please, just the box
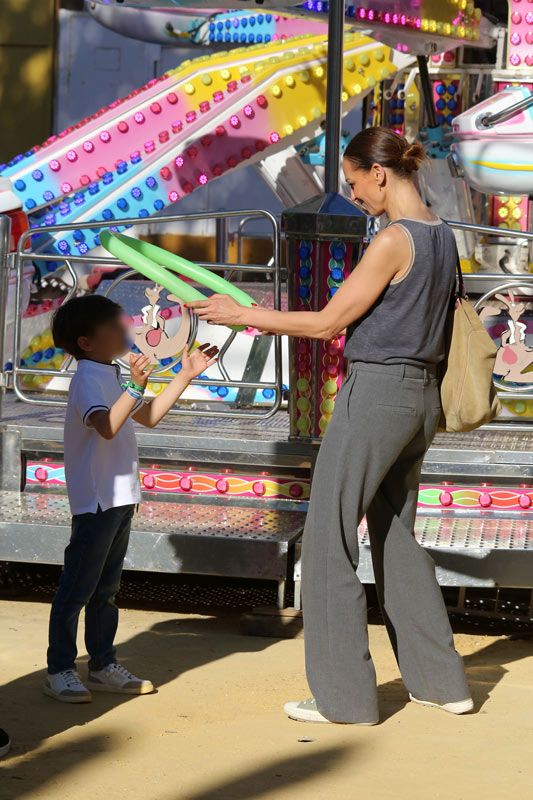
[324,0,345,193]
[416,55,438,129]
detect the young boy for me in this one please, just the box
[44,294,216,703]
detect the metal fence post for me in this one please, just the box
[0,215,12,423]
[216,216,229,266]
[0,215,20,491]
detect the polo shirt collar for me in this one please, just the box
[77,358,116,370]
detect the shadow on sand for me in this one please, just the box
[0,616,279,798]
[176,745,354,800]
[1,612,531,798]
[377,633,532,720]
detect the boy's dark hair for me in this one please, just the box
[52,295,122,358]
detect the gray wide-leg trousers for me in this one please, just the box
[301,362,470,723]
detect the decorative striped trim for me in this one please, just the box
[390,223,415,285]
[26,461,312,501]
[398,216,443,225]
[83,405,109,426]
[471,160,533,172]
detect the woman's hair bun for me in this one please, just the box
[400,141,427,174]
[343,127,427,179]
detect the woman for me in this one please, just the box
[187,127,472,725]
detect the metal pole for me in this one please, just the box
[324,0,345,193]
[0,215,11,422]
[479,91,533,128]
[416,55,438,129]
[215,216,228,264]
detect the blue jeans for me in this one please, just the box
[47,504,134,674]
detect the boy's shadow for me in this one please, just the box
[0,734,118,800]
[378,635,532,720]
[1,617,279,760]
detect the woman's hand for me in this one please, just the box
[129,353,154,389]
[184,227,405,339]
[180,343,219,382]
[185,294,246,327]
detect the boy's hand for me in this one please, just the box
[180,343,218,381]
[129,353,154,389]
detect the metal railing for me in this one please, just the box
[0,216,11,422]
[444,218,533,243]
[477,91,533,129]
[236,214,272,266]
[6,209,284,419]
[2,212,532,425]
[239,216,533,426]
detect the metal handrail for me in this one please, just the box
[444,218,533,242]
[236,214,276,282]
[16,209,279,249]
[8,209,284,419]
[477,92,533,129]
[24,252,275,273]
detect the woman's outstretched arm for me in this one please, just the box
[186,226,409,340]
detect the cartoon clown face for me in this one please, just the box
[481,290,533,385]
[133,284,195,366]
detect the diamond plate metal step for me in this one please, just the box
[292,514,533,608]
[358,516,533,589]
[360,515,533,551]
[0,492,305,591]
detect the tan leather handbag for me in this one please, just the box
[439,259,501,433]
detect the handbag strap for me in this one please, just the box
[455,251,467,300]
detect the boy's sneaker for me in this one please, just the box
[44,670,92,703]
[0,728,11,758]
[409,693,474,715]
[88,663,153,695]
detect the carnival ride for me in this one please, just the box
[1,32,410,260]
[0,0,532,620]
[451,84,533,196]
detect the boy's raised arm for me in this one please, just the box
[133,344,217,429]
[87,354,152,440]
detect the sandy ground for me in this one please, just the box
[0,600,532,800]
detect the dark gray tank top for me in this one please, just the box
[344,218,456,369]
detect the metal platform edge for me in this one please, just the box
[291,515,533,608]
[0,493,305,604]
[1,394,533,478]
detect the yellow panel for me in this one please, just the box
[160,33,398,155]
[0,45,54,161]
[0,0,56,47]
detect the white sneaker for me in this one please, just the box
[44,670,92,703]
[88,663,154,695]
[409,693,474,715]
[284,697,378,725]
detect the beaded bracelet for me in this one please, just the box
[125,386,143,402]
[122,380,145,395]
